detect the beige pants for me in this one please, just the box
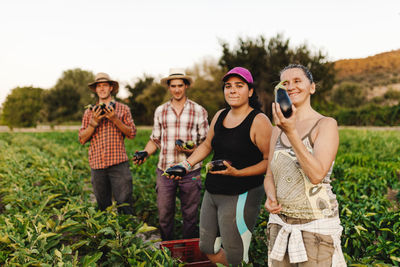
[267,214,335,267]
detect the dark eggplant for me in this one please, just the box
[175,139,185,147]
[175,139,195,150]
[206,159,232,173]
[98,103,107,115]
[163,165,187,177]
[274,81,293,118]
[133,150,148,161]
[184,140,195,149]
[86,101,116,115]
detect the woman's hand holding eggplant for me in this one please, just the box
[209,160,238,176]
[272,102,296,135]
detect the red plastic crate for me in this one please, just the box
[160,238,215,266]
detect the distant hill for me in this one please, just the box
[334,49,400,85]
[332,49,400,105]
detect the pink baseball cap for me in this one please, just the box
[222,67,254,84]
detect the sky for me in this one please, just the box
[1,0,399,106]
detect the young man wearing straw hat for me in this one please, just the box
[134,68,209,240]
[79,72,136,214]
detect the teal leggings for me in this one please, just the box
[199,185,264,266]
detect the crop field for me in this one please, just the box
[0,129,399,266]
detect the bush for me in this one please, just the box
[317,103,400,126]
[331,82,367,108]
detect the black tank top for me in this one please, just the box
[205,108,264,195]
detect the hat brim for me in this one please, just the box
[88,80,119,94]
[160,75,193,87]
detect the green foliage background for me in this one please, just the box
[1,87,44,127]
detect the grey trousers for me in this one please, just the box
[91,161,134,215]
[199,185,265,266]
[156,168,201,241]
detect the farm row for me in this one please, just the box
[0,129,399,266]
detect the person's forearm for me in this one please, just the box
[110,117,134,137]
[186,141,212,167]
[234,159,268,177]
[79,125,96,144]
[286,130,325,184]
[264,173,276,199]
[144,140,158,156]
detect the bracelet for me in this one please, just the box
[183,160,192,170]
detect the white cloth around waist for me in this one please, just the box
[268,213,347,267]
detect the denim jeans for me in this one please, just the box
[156,168,201,240]
[91,161,133,215]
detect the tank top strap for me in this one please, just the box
[215,108,230,130]
[242,109,260,130]
[305,117,324,146]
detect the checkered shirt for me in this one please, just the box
[79,102,136,169]
[150,99,209,171]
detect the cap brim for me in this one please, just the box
[222,73,250,83]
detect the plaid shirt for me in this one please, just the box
[79,101,136,169]
[151,99,209,171]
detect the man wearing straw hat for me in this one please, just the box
[134,68,209,240]
[79,72,136,214]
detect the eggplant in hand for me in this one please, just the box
[274,81,293,118]
[175,139,185,147]
[206,160,232,173]
[86,101,116,115]
[184,140,195,149]
[133,150,148,161]
[175,139,195,150]
[163,165,187,177]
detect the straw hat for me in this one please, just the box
[160,68,193,87]
[88,72,119,94]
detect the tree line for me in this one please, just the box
[1,34,399,127]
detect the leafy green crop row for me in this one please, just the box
[0,129,399,266]
[0,132,178,266]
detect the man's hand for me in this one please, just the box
[175,144,196,155]
[91,106,106,126]
[132,150,148,165]
[104,105,116,122]
[164,161,191,180]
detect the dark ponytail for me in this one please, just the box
[248,84,262,111]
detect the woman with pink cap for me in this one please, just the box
[170,67,273,266]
